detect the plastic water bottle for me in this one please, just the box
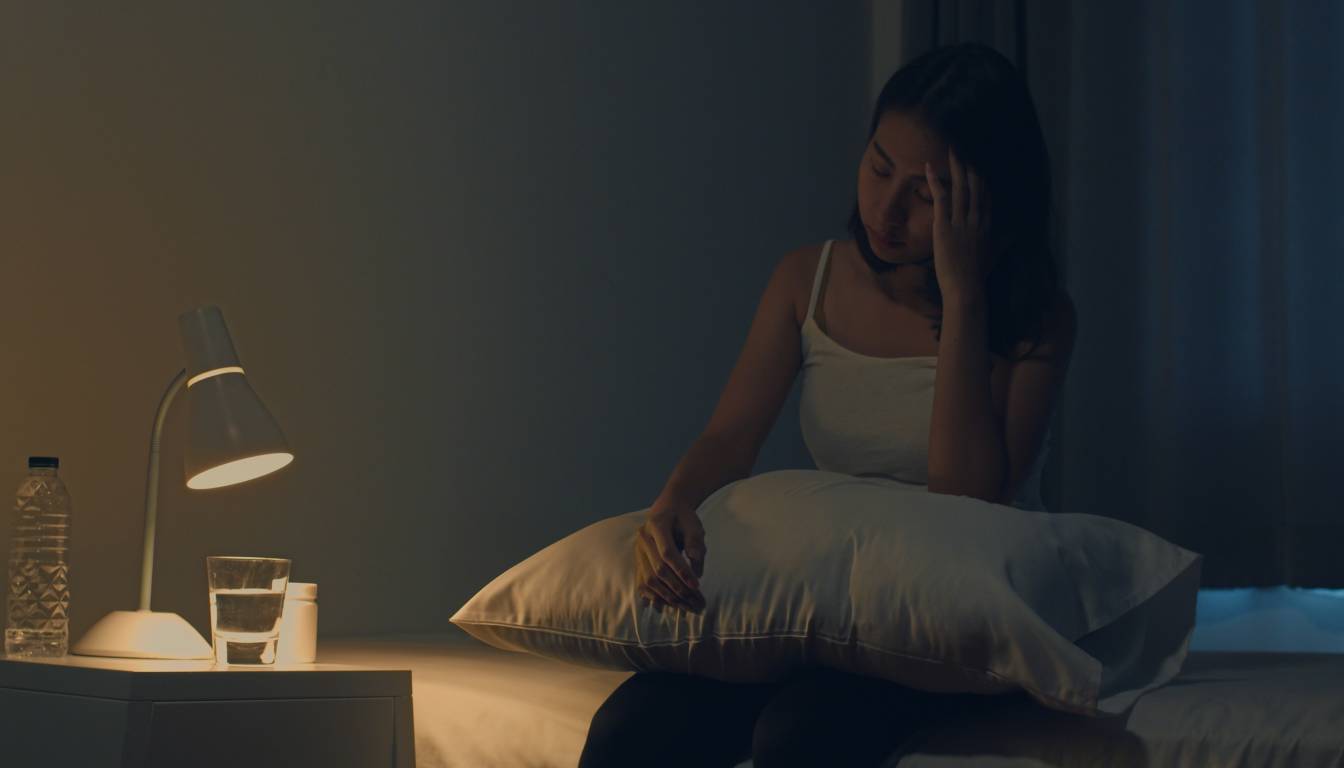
[5,456,73,657]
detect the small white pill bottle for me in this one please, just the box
[276,582,318,664]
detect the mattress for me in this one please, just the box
[320,631,1344,768]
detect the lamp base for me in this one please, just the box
[71,609,213,660]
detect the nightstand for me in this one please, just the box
[0,652,413,768]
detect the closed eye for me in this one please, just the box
[870,163,932,204]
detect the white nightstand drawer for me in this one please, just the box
[0,655,414,768]
[0,688,135,765]
[147,697,396,767]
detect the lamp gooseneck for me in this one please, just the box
[71,305,293,660]
[138,368,187,612]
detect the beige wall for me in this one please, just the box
[0,1,872,641]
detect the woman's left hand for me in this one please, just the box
[925,147,993,304]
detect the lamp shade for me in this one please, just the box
[178,306,293,489]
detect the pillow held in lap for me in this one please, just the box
[450,469,1202,717]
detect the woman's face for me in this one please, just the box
[856,111,950,266]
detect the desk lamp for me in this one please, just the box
[71,305,294,659]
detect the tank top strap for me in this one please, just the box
[805,239,835,323]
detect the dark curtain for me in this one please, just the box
[882,0,1344,587]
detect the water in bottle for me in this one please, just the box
[5,456,73,656]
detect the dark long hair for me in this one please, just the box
[848,43,1060,361]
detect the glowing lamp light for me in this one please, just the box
[187,453,294,490]
[71,306,294,660]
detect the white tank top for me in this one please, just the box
[797,239,1048,511]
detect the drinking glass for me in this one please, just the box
[206,556,291,665]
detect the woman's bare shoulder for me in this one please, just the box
[779,240,853,325]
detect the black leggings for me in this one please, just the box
[578,666,992,768]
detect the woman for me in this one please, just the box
[579,42,1077,768]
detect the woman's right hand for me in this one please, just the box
[635,503,707,613]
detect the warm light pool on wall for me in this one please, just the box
[71,305,294,659]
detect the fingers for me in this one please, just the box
[637,546,684,611]
[948,147,966,226]
[637,527,704,612]
[925,161,947,222]
[680,515,708,579]
[637,588,663,611]
[635,543,680,610]
[642,517,702,595]
[949,147,990,231]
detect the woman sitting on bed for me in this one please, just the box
[579,42,1077,768]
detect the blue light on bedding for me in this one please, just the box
[1190,587,1344,653]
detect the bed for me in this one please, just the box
[320,630,1344,767]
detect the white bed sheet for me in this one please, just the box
[322,631,631,768]
[321,631,1344,768]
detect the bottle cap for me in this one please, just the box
[28,456,59,469]
[285,582,317,601]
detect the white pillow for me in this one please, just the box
[450,469,1201,717]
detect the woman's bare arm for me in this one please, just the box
[652,247,809,512]
[926,294,1005,501]
[995,293,1076,503]
[928,291,1076,503]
